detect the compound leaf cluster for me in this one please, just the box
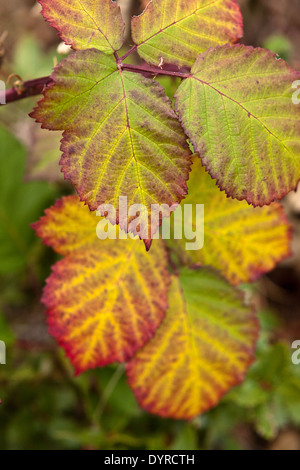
[30,0,300,419]
[34,196,258,419]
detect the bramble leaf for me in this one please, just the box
[31,50,191,241]
[168,158,292,285]
[175,44,300,206]
[127,269,258,419]
[33,196,171,374]
[132,0,242,67]
[38,0,125,53]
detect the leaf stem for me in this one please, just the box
[1,60,190,105]
[0,76,53,104]
[121,62,190,78]
[119,44,138,62]
[92,364,125,425]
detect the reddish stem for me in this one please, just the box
[121,62,190,78]
[0,60,189,105]
[119,45,138,62]
[0,76,53,104]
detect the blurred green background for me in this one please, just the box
[0,0,300,450]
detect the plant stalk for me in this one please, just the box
[1,60,190,105]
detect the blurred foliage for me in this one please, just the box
[0,126,56,275]
[12,36,64,81]
[213,312,300,445]
[1,35,65,183]
[263,35,292,62]
[156,76,181,104]
[1,307,300,450]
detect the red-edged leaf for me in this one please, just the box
[38,0,125,53]
[30,50,192,241]
[127,269,259,419]
[132,0,242,67]
[175,44,300,206]
[33,196,171,374]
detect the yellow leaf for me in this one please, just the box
[127,269,258,419]
[168,158,291,285]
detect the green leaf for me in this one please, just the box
[31,50,191,239]
[175,44,300,206]
[0,126,56,274]
[254,406,278,441]
[13,36,65,80]
[263,35,292,62]
[132,0,243,67]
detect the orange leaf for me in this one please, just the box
[33,196,170,374]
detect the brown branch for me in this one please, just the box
[120,62,190,78]
[0,60,190,106]
[0,76,53,105]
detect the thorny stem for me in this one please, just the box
[0,49,190,105]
